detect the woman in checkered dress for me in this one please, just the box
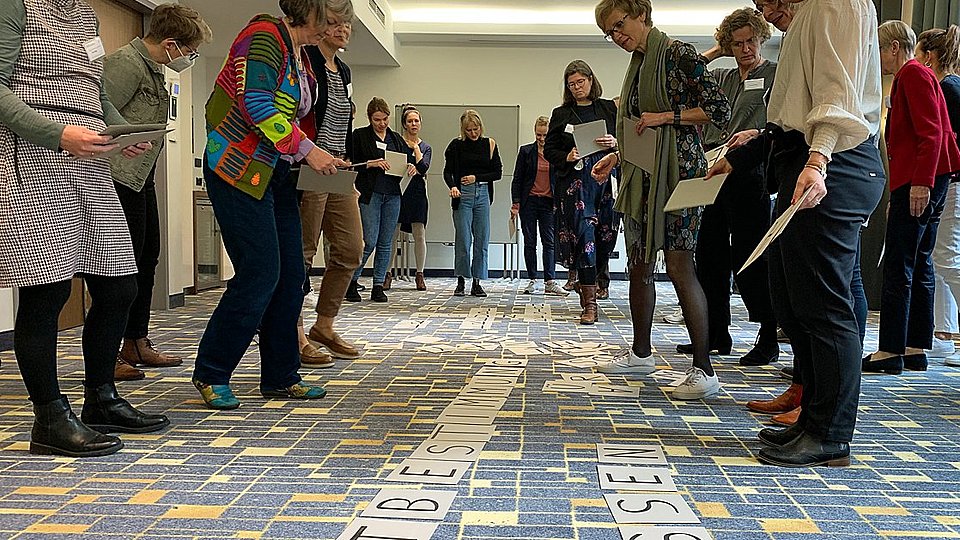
[0,0,170,458]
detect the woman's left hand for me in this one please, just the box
[910,186,931,217]
[591,153,617,183]
[636,112,671,134]
[792,166,827,210]
[407,164,418,177]
[461,175,476,185]
[594,134,618,149]
[121,141,152,158]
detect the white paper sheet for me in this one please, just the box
[384,150,408,177]
[297,167,357,195]
[738,185,815,274]
[573,120,608,158]
[663,173,729,212]
[622,117,658,173]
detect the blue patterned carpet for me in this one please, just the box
[1,278,959,540]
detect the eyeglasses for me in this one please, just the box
[567,77,590,90]
[602,14,628,42]
[176,43,200,61]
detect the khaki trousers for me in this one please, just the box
[300,191,363,318]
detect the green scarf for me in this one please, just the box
[615,27,680,264]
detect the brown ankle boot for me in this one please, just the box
[114,357,145,381]
[383,272,393,291]
[415,272,426,291]
[120,338,183,368]
[771,406,801,426]
[579,285,598,325]
[746,383,802,414]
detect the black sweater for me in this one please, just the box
[543,99,618,180]
[443,136,503,209]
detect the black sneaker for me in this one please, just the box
[345,280,361,302]
[471,279,487,297]
[371,285,388,302]
[454,276,466,296]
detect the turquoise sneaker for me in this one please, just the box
[261,382,326,399]
[193,380,240,410]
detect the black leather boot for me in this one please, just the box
[31,396,123,457]
[758,421,805,448]
[81,383,170,434]
[758,431,850,467]
[345,280,362,302]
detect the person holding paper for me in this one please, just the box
[346,97,416,303]
[512,116,567,297]
[862,21,960,375]
[672,8,780,367]
[103,4,212,381]
[591,0,731,400]
[543,60,619,324]
[194,0,347,410]
[917,26,960,364]
[710,0,885,467]
[396,105,433,291]
[297,0,364,366]
[0,0,170,456]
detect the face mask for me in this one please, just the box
[166,43,197,73]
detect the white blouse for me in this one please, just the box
[767,0,882,160]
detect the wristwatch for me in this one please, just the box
[673,110,681,126]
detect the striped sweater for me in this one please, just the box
[205,14,316,200]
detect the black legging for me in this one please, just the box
[14,275,137,404]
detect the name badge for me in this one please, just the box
[885,95,892,109]
[346,83,353,98]
[376,141,387,151]
[743,78,764,91]
[564,124,575,134]
[83,36,105,62]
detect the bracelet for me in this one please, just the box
[673,110,682,126]
[804,162,827,178]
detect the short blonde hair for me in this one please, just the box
[879,20,917,55]
[595,0,652,30]
[715,8,771,51]
[145,3,212,48]
[460,109,484,139]
[534,116,549,129]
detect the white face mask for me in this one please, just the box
[166,43,197,73]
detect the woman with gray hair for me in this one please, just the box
[193,0,346,409]
[591,0,731,400]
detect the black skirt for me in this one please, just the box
[399,175,429,232]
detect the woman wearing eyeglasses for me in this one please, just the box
[591,0,731,400]
[543,60,619,325]
[104,4,212,381]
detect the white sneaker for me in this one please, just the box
[522,279,536,294]
[671,367,720,400]
[927,337,956,359]
[544,280,570,296]
[662,307,684,324]
[303,291,319,309]
[595,348,656,375]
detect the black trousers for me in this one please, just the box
[768,132,884,443]
[879,176,950,353]
[695,168,775,342]
[520,195,556,281]
[115,168,161,340]
[14,275,137,404]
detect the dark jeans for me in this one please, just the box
[15,275,137,404]
[695,169,775,342]
[879,176,950,353]
[114,168,161,339]
[768,132,884,443]
[520,195,556,280]
[194,161,305,391]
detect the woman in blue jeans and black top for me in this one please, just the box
[544,60,620,325]
[346,97,416,303]
[444,110,503,297]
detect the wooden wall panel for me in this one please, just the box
[86,0,144,53]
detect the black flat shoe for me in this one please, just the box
[371,285,388,302]
[81,383,170,434]
[903,353,928,371]
[676,337,732,356]
[862,353,903,375]
[740,341,780,366]
[758,421,804,448]
[758,432,850,467]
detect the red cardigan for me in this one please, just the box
[886,59,960,191]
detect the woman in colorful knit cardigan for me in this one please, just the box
[193,0,346,410]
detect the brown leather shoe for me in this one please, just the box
[383,272,393,291]
[114,358,145,381]
[772,406,801,426]
[597,287,609,300]
[308,326,360,359]
[415,272,426,291]
[746,383,802,414]
[120,338,183,368]
[579,285,598,325]
[300,343,335,368]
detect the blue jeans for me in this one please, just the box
[194,161,305,391]
[453,183,490,279]
[520,195,555,280]
[353,192,402,285]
